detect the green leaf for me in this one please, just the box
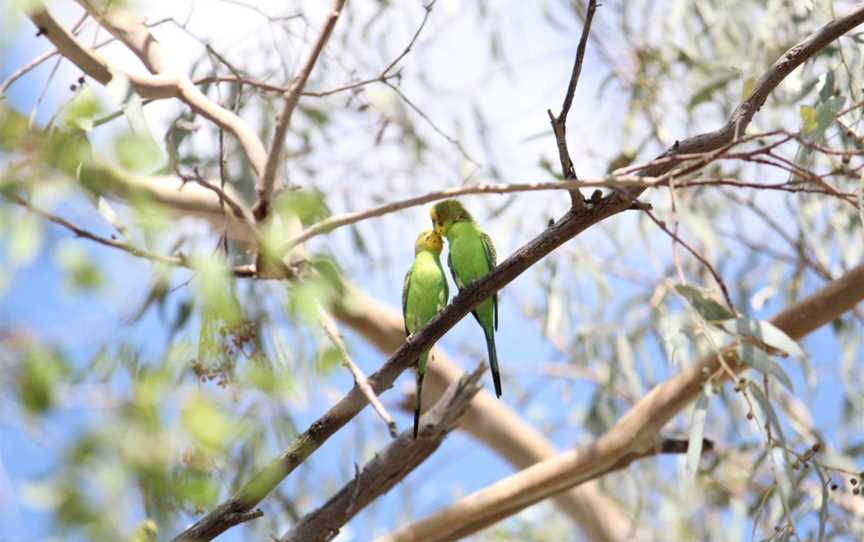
[197,304,222,364]
[7,211,42,266]
[177,468,219,508]
[17,346,69,414]
[738,344,794,392]
[43,129,92,176]
[286,258,345,324]
[130,519,158,542]
[688,73,737,110]
[685,388,710,481]
[799,105,818,133]
[63,88,103,132]
[299,104,330,125]
[675,284,735,322]
[113,132,163,174]
[181,393,232,451]
[316,344,342,374]
[748,382,798,526]
[56,243,104,291]
[273,189,330,225]
[0,105,30,151]
[720,317,805,359]
[193,255,241,326]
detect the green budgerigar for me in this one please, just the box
[403,229,449,439]
[430,199,501,397]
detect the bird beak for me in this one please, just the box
[433,223,444,235]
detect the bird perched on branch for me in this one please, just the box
[403,229,449,438]
[430,199,501,397]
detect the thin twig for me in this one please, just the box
[547,0,599,208]
[254,0,348,221]
[318,307,399,438]
[4,193,276,279]
[381,0,437,76]
[6,193,184,267]
[644,208,734,311]
[279,166,857,252]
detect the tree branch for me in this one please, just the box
[4,192,272,279]
[278,363,485,542]
[279,177,648,252]
[317,306,398,438]
[254,0,347,221]
[548,0,599,208]
[74,0,170,74]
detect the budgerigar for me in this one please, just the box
[402,229,449,438]
[430,199,501,397]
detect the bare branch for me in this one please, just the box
[384,81,478,167]
[378,264,864,541]
[381,0,437,76]
[254,0,348,221]
[548,0,599,208]
[643,208,734,311]
[278,363,485,542]
[280,178,647,252]
[317,306,398,438]
[4,192,273,279]
[5,193,185,268]
[28,8,175,98]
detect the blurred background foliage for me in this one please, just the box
[2,0,864,540]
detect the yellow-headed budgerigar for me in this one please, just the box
[430,199,501,397]
[403,229,449,438]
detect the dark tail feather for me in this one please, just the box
[484,328,502,398]
[413,368,424,439]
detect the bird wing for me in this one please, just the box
[479,231,499,330]
[401,268,412,337]
[447,249,465,289]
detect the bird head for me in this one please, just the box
[414,229,443,255]
[430,199,472,236]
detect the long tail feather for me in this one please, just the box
[484,328,501,397]
[413,373,423,439]
[413,352,428,439]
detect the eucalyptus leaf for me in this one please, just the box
[738,343,795,392]
[685,389,710,481]
[720,317,805,359]
[675,284,735,322]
